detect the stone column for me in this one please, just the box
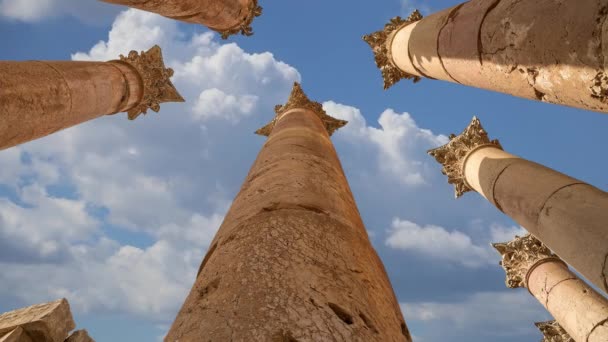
[428,117,608,295]
[364,0,608,114]
[0,45,183,151]
[535,320,574,342]
[100,0,262,39]
[166,83,411,341]
[493,234,608,342]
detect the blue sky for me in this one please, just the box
[0,0,606,341]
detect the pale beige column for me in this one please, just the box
[100,0,262,39]
[364,0,608,114]
[428,117,608,294]
[0,45,183,151]
[536,321,574,342]
[494,234,608,342]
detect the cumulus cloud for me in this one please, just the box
[386,219,526,268]
[324,101,448,186]
[0,0,119,23]
[401,291,551,340]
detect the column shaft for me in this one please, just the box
[429,117,608,295]
[465,146,608,294]
[167,85,410,341]
[528,261,608,342]
[0,45,183,151]
[367,0,608,113]
[100,0,261,38]
[0,61,140,150]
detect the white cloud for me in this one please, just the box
[0,0,119,23]
[325,102,448,186]
[401,291,550,339]
[386,219,526,268]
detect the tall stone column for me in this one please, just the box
[166,83,411,341]
[493,234,608,342]
[0,45,183,151]
[99,0,262,39]
[535,321,574,342]
[428,117,608,294]
[364,0,608,114]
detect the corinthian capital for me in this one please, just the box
[363,10,423,89]
[256,82,347,137]
[217,0,263,39]
[114,45,184,120]
[492,234,559,289]
[428,116,503,198]
[535,321,574,342]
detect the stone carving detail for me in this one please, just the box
[115,45,184,120]
[217,0,263,39]
[535,320,574,342]
[363,10,423,89]
[427,116,503,198]
[256,82,348,137]
[591,70,608,103]
[492,234,559,289]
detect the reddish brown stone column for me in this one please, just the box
[99,0,262,39]
[166,83,411,341]
[428,117,608,295]
[494,234,608,342]
[364,0,608,114]
[0,45,183,151]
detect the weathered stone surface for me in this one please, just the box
[65,330,95,342]
[100,0,262,39]
[373,0,608,114]
[0,45,183,151]
[0,299,75,342]
[430,117,608,295]
[0,327,33,342]
[167,87,410,341]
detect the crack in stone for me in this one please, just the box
[477,0,503,66]
[437,3,465,83]
[602,253,608,292]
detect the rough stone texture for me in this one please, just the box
[0,327,33,342]
[65,330,95,342]
[100,0,261,38]
[0,46,182,151]
[166,107,410,341]
[0,299,75,342]
[0,61,136,151]
[528,261,608,342]
[383,0,608,113]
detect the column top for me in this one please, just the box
[255,82,348,137]
[217,0,263,39]
[535,321,574,342]
[113,45,184,120]
[492,234,560,289]
[363,10,423,90]
[428,116,503,198]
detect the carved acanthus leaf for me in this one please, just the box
[427,116,503,198]
[217,0,262,39]
[256,83,348,137]
[493,234,558,289]
[362,10,423,89]
[535,321,574,342]
[116,45,184,120]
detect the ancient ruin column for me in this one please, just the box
[364,0,608,114]
[166,83,411,341]
[0,45,183,151]
[99,0,262,39]
[535,321,574,342]
[494,234,608,342]
[428,117,608,294]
